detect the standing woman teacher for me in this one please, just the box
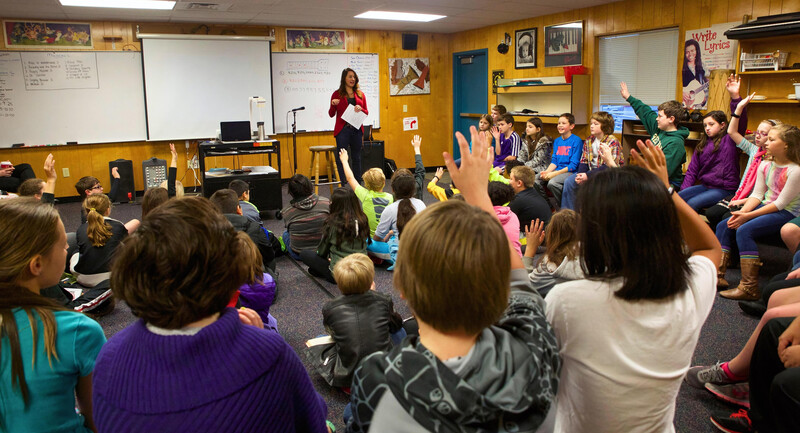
[330,68,368,185]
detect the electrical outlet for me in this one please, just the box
[187,156,199,169]
[403,104,408,112]
[62,167,70,178]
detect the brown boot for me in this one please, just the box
[717,250,730,289]
[720,258,762,301]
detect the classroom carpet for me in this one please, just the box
[55,173,792,432]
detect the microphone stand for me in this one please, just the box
[291,110,298,175]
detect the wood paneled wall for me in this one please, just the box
[1,21,451,197]
[3,0,799,197]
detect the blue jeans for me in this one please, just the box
[281,231,302,260]
[678,185,736,212]
[561,173,580,210]
[716,205,795,258]
[335,125,363,186]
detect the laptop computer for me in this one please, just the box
[220,121,252,143]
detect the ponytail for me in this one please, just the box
[396,198,417,237]
[83,194,112,247]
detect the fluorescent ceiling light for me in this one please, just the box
[60,0,176,10]
[355,11,445,22]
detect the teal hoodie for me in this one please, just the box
[627,95,690,187]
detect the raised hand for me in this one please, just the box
[524,219,546,255]
[630,139,669,187]
[726,74,741,98]
[339,148,349,163]
[443,126,492,207]
[411,134,422,150]
[738,92,756,111]
[619,82,630,100]
[43,153,56,181]
[434,167,444,179]
[491,126,501,141]
[111,166,120,179]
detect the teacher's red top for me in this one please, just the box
[328,90,368,136]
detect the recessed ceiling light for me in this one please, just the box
[354,11,445,22]
[60,0,176,10]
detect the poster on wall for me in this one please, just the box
[3,21,93,48]
[683,22,739,110]
[544,22,582,67]
[389,58,430,96]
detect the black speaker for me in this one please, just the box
[402,33,418,50]
[362,140,385,172]
[109,159,134,203]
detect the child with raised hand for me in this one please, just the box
[427,166,460,201]
[300,187,369,284]
[344,125,559,432]
[517,116,553,174]
[523,210,582,297]
[536,113,583,206]
[545,139,721,432]
[678,76,747,211]
[71,194,128,287]
[620,81,689,187]
[561,111,622,210]
[716,124,800,301]
[706,84,778,230]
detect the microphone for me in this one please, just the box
[290,106,305,112]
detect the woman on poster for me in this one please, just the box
[329,68,368,185]
[683,39,709,109]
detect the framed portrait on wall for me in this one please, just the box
[544,21,583,67]
[515,28,537,69]
[285,28,346,52]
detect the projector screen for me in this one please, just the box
[141,36,274,141]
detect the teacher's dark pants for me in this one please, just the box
[0,163,35,193]
[335,124,363,186]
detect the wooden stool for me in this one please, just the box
[308,145,339,195]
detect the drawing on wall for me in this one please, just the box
[515,28,537,69]
[389,58,430,96]
[4,21,93,48]
[683,22,739,110]
[544,21,582,67]
[286,29,346,52]
[492,70,504,94]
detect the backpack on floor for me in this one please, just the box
[383,158,397,179]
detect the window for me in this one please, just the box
[598,28,679,131]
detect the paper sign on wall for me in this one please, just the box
[403,117,418,131]
[682,21,739,109]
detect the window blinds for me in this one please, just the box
[598,28,679,106]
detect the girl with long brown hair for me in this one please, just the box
[0,198,105,432]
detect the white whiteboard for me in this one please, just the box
[272,52,379,134]
[141,37,274,141]
[0,51,147,147]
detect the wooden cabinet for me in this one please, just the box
[735,35,800,129]
[495,75,590,125]
[620,119,704,171]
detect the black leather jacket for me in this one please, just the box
[312,291,402,387]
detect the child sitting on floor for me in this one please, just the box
[523,210,582,297]
[488,181,522,257]
[308,253,404,389]
[70,194,128,288]
[235,231,278,332]
[344,126,560,432]
[301,187,369,283]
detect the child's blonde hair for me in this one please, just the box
[333,253,374,295]
[235,231,263,284]
[363,168,386,192]
[83,194,112,247]
[395,200,509,335]
[159,179,185,197]
[544,209,580,266]
[772,124,800,165]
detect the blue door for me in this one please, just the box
[452,49,488,159]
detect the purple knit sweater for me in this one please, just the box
[93,308,328,432]
[681,98,747,191]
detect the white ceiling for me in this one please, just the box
[1,0,618,34]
